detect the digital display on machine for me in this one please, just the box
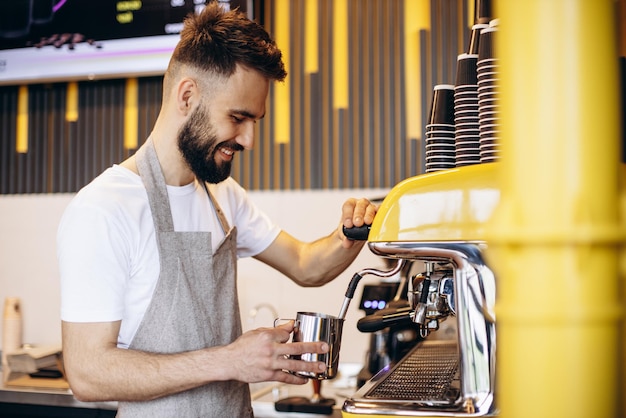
[0,0,252,85]
[359,283,399,315]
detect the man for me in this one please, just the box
[57,2,376,417]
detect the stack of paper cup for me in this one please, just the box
[425,84,456,173]
[477,22,500,163]
[454,53,481,167]
[2,297,23,368]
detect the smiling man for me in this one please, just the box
[56,2,376,417]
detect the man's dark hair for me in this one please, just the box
[171,1,287,82]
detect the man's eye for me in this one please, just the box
[232,115,243,123]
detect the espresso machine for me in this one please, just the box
[342,162,499,417]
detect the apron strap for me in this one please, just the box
[201,181,231,234]
[135,138,175,232]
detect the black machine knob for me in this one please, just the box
[342,224,371,241]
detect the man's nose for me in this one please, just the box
[236,121,255,150]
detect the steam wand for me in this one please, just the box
[337,259,405,320]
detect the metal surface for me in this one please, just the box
[343,242,496,417]
[363,341,459,402]
[338,260,405,320]
[291,312,344,379]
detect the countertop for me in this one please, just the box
[0,363,362,417]
[0,371,117,411]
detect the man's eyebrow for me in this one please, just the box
[232,109,265,120]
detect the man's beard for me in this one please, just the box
[177,105,243,184]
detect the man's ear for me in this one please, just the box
[176,78,197,115]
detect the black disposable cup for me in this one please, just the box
[480,133,500,141]
[455,98,479,107]
[426,151,456,158]
[455,131,481,138]
[426,163,455,169]
[477,64,499,74]
[478,97,498,106]
[480,141,500,149]
[480,126,500,133]
[425,166,455,173]
[456,160,481,167]
[457,151,481,159]
[456,158,481,166]
[477,72,499,82]
[477,58,499,69]
[456,140,480,148]
[425,162,456,168]
[426,144,456,151]
[478,27,498,63]
[468,23,489,54]
[426,157,456,167]
[477,83,497,93]
[427,85,456,125]
[455,113,480,121]
[426,137,456,145]
[455,54,479,87]
[426,159,455,165]
[480,110,500,119]
[454,85,479,94]
[455,123,481,130]
[425,123,455,131]
[478,103,499,111]
[426,131,456,138]
[477,90,497,98]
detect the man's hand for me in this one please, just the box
[226,321,328,385]
[338,197,378,248]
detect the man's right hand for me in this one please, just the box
[224,321,329,384]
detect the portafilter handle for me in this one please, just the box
[337,259,405,320]
[356,304,414,332]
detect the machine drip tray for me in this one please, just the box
[362,340,461,404]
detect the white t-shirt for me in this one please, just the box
[57,165,280,348]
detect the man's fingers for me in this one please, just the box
[277,341,328,357]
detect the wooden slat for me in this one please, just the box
[372,0,382,188]
[317,0,330,189]
[392,0,403,183]
[346,0,358,188]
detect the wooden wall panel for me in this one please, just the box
[0,0,472,194]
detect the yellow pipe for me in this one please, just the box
[304,0,318,74]
[66,81,79,122]
[332,0,348,109]
[124,78,138,150]
[486,1,624,417]
[16,85,28,154]
[403,0,429,140]
[274,0,290,144]
[621,163,626,416]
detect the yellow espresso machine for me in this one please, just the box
[342,163,499,417]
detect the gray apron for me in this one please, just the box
[116,138,253,417]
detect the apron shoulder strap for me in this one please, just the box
[135,138,175,232]
[201,181,232,234]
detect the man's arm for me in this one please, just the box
[62,320,328,402]
[254,197,377,287]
